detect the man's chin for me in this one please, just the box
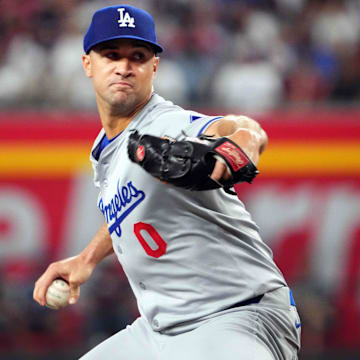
[109,95,139,116]
[110,92,134,106]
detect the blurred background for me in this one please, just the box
[0,0,359,359]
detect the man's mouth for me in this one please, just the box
[110,81,133,89]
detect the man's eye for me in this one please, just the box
[133,52,145,61]
[106,52,119,60]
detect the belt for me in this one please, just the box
[227,294,264,310]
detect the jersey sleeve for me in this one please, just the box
[183,114,223,137]
[141,109,223,139]
[133,95,224,138]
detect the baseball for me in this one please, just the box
[46,278,70,310]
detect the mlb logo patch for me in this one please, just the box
[117,8,136,28]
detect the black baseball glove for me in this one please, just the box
[127,130,259,193]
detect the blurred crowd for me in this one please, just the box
[0,0,360,112]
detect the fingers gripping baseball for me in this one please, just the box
[33,256,93,307]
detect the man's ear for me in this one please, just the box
[82,54,92,78]
[153,57,160,74]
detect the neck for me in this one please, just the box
[98,94,153,139]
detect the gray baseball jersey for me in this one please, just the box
[89,94,287,333]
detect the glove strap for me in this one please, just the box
[212,137,259,184]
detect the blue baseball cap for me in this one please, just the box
[83,5,163,54]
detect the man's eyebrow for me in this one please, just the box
[131,42,154,52]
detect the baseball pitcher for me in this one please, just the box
[33,5,301,360]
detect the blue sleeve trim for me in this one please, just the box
[289,289,296,306]
[197,116,223,137]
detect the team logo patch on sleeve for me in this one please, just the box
[190,115,202,123]
[215,141,249,171]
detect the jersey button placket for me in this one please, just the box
[139,282,146,290]
[117,245,123,254]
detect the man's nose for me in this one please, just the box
[115,58,132,77]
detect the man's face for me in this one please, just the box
[82,39,159,115]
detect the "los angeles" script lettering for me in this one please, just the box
[98,180,145,236]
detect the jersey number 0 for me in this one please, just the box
[134,222,167,258]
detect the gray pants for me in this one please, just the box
[80,287,301,360]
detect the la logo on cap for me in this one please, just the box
[117,8,135,28]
